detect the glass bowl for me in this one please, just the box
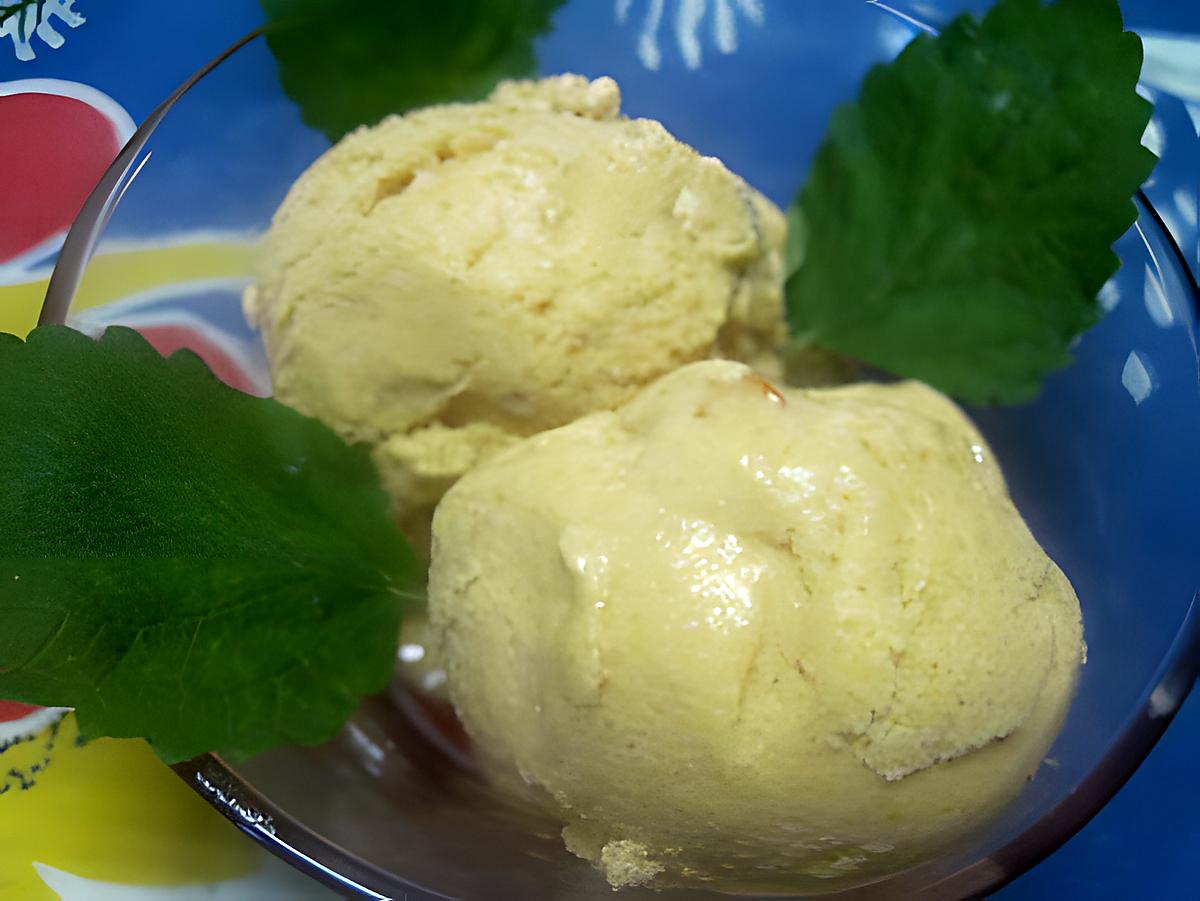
[39,2,1200,898]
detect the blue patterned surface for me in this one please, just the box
[1,2,1196,898]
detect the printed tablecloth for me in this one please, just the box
[0,2,1196,899]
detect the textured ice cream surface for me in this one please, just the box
[428,360,1083,891]
[245,74,787,553]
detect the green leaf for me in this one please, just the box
[0,326,418,763]
[260,0,566,142]
[786,0,1156,405]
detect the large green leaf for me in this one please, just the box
[0,326,418,763]
[787,0,1156,404]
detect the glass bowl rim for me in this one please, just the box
[36,20,1200,901]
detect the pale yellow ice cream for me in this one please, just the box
[245,75,787,553]
[428,360,1084,892]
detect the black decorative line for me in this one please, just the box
[0,734,31,754]
[47,715,61,743]
[5,767,34,791]
[0,710,65,794]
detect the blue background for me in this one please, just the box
[2,2,1196,898]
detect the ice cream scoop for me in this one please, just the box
[245,75,787,554]
[427,360,1084,891]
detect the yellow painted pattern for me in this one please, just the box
[0,240,256,337]
[0,715,255,901]
[1,237,260,896]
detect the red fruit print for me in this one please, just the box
[0,80,134,268]
[0,701,40,723]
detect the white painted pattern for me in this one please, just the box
[0,706,68,745]
[1121,350,1157,406]
[1140,32,1200,104]
[34,858,335,901]
[0,0,85,62]
[617,0,764,71]
[1097,278,1121,313]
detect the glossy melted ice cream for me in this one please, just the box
[428,360,1084,890]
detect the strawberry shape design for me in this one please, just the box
[0,79,134,270]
